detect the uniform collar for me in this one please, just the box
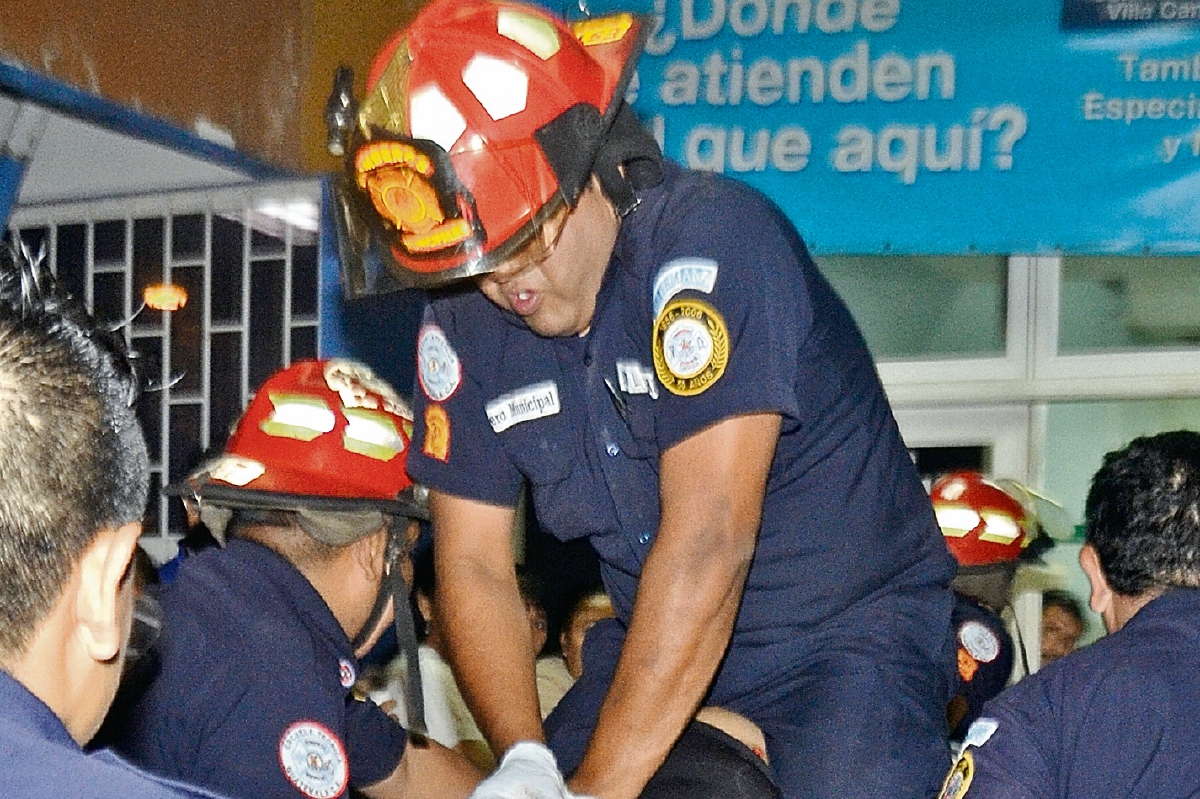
[0,669,78,750]
[223,538,357,661]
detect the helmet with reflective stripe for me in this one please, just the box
[186,359,423,525]
[340,0,647,286]
[931,471,1030,567]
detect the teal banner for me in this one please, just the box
[576,0,1200,253]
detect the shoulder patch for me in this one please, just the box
[279,721,348,799]
[417,324,462,402]
[423,404,451,462]
[486,381,561,433]
[652,257,718,318]
[958,621,1000,664]
[652,298,728,397]
[937,750,974,799]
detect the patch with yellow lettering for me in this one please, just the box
[937,751,974,799]
[423,404,451,462]
[652,298,728,397]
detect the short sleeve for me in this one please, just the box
[645,186,808,450]
[407,304,523,506]
[344,697,407,788]
[951,689,1055,799]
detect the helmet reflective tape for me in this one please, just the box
[261,394,337,441]
[979,512,1022,544]
[497,9,561,59]
[462,55,528,121]
[342,408,405,461]
[935,506,979,538]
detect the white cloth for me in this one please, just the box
[468,742,594,799]
[371,645,482,749]
[536,656,574,719]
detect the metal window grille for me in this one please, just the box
[6,179,322,560]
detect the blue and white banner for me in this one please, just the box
[578,0,1200,253]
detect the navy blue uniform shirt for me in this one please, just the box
[943,589,1200,799]
[409,163,954,690]
[0,670,225,799]
[108,539,406,799]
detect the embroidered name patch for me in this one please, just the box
[652,258,718,318]
[486,381,561,433]
[417,324,462,402]
[279,721,348,799]
[652,299,729,397]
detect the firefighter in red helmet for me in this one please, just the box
[932,471,1033,742]
[329,2,958,798]
[104,360,480,799]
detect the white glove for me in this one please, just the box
[468,742,595,799]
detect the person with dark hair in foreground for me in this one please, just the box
[106,359,479,799]
[939,430,1200,799]
[0,243,223,799]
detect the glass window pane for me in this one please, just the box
[169,404,203,498]
[135,336,164,466]
[210,332,243,444]
[818,256,1007,360]
[56,224,88,302]
[172,214,205,260]
[93,272,126,327]
[291,243,318,317]
[93,220,126,264]
[211,216,244,323]
[290,326,318,362]
[145,471,163,539]
[1059,256,1200,353]
[169,267,204,395]
[249,259,285,390]
[133,218,165,332]
[251,225,286,256]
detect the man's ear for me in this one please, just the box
[352,527,388,583]
[1079,543,1112,620]
[75,522,142,663]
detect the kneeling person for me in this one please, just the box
[107,360,479,799]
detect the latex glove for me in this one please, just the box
[468,742,595,799]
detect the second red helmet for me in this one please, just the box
[931,471,1031,567]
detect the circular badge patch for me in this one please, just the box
[279,721,348,799]
[958,621,1000,664]
[417,324,461,402]
[652,298,729,397]
[338,659,356,689]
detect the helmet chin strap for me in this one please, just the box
[352,526,428,746]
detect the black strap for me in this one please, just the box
[351,528,428,746]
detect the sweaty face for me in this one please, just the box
[477,180,619,337]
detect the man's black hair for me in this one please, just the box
[0,241,148,659]
[1085,430,1200,596]
[1041,588,1085,625]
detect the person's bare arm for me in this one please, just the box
[569,412,780,799]
[361,739,482,799]
[431,491,546,755]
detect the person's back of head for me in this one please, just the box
[0,240,148,744]
[1082,430,1200,632]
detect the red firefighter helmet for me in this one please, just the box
[187,359,422,519]
[931,471,1030,567]
[341,0,647,285]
